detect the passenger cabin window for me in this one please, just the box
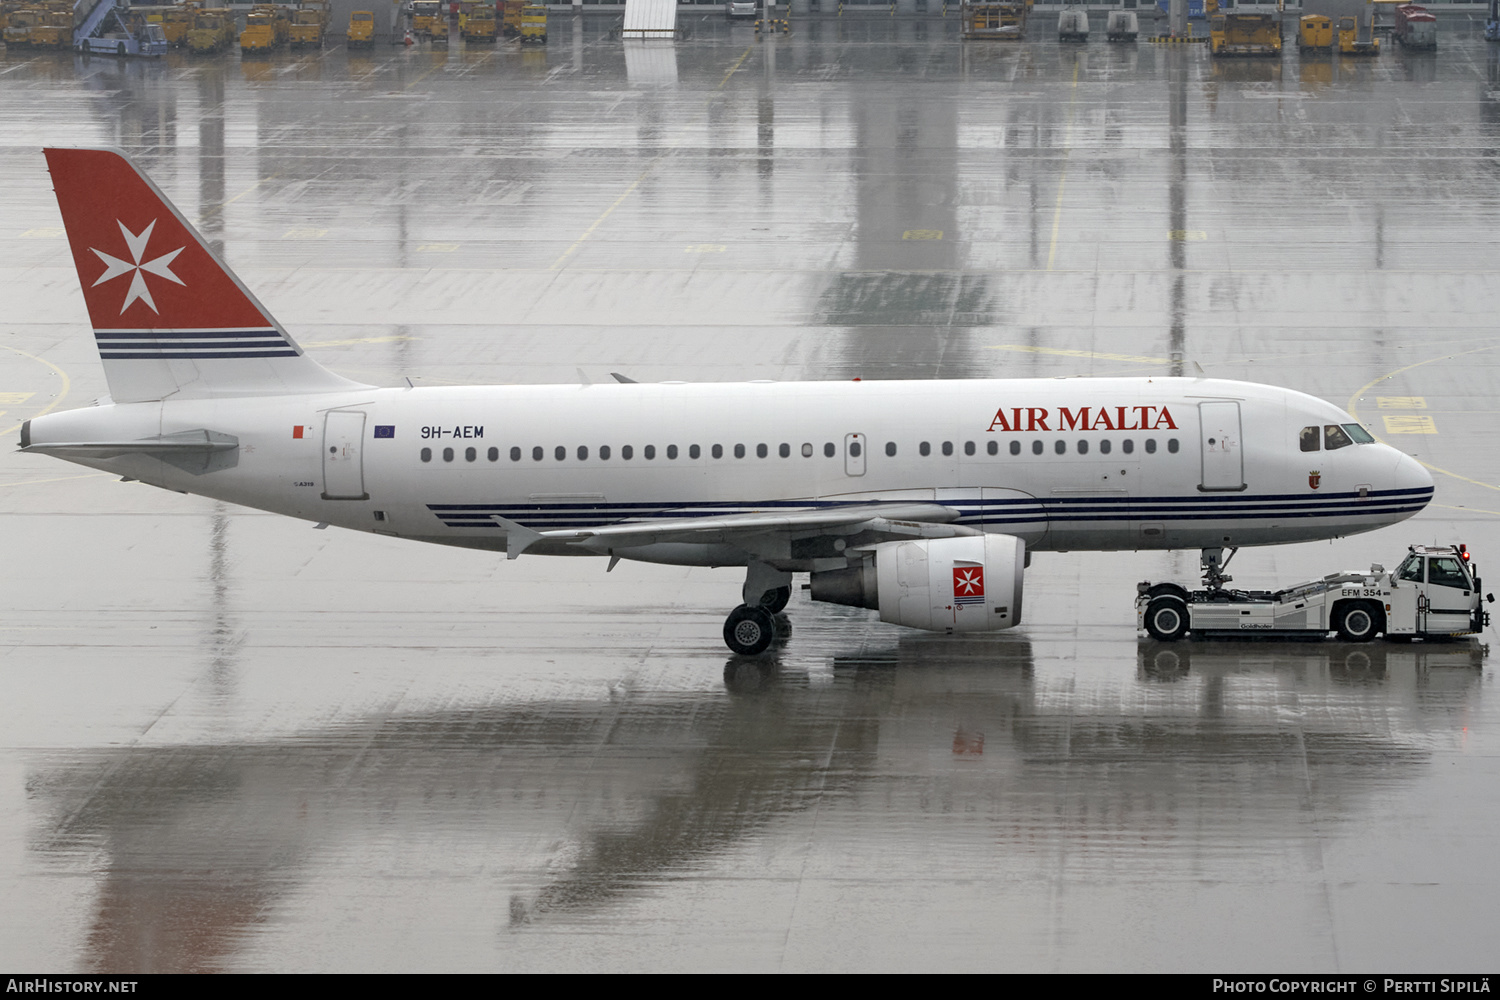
[690,445,701,459]
[1429,558,1470,589]
[964,441,975,457]
[920,442,931,457]
[987,441,998,456]
[824,443,836,458]
[885,442,897,457]
[1324,425,1354,451]
[1300,426,1320,452]
[801,443,813,458]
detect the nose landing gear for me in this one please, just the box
[1201,545,1239,592]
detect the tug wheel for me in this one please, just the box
[1336,601,1382,642]
[1145,597,1189,642]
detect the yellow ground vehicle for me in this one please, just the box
[412,0,441,37]
[288,0,327,47]
[2,7,40,46]
[240,4,289,53]
[1298,14,1331,52]
[1336,14,1379,55]
[30,6,72,49]
[462,1,495,41]
[520,2,545,42]
[501,0,522,35]
[158,5,196,45]
[960,1,1028,40]
[1209,13,1281,56]
[347,9,374,47]
[186,7,234,52]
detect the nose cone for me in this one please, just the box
[1395,448,1434,494]
[1385,446,1434,517]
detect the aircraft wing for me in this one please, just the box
[492,502,976,559]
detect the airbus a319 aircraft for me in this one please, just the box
[21,148,1435,653]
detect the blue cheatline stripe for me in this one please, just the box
[94,326,298,360]
[423,485,1432,514]
[99,351,302,359]
[425,488,1433,530]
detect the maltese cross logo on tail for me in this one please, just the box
[89,220,186,314]
[953,565,985,606]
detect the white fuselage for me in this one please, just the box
[25,376,1433,568]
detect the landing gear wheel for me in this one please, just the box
[724,604,776,655]
[758,585,791,614]
[1336,602,1381,642]
[1145,597,1189,641]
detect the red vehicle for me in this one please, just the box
[1393,3,1437,50]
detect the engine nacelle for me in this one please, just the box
[810,534,1024,633]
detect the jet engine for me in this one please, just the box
[809,534,1024,633]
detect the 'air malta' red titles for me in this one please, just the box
[986,405,1179,433]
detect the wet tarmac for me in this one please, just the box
[2,17,1499,972]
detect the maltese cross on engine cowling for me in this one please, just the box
[89,219,186,314]
[953,565,986,606]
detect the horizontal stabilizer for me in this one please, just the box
[25,428,240,475]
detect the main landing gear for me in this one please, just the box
[723,563,792,655]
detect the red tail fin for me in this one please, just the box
[44,147,364,402]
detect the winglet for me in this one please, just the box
[490,515,543,559]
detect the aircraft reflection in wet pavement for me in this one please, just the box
[29,634,1472,972]
[23,149,1434,653]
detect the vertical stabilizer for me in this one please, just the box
[44,147,369,403]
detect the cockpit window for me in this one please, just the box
[1343,423,1375,444]
[1396,554,1424,583]
[1324,425,1353,450]
[1429,557,1470,589]
[1299,426,1320,452]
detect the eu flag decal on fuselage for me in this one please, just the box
[374,425,395,439]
